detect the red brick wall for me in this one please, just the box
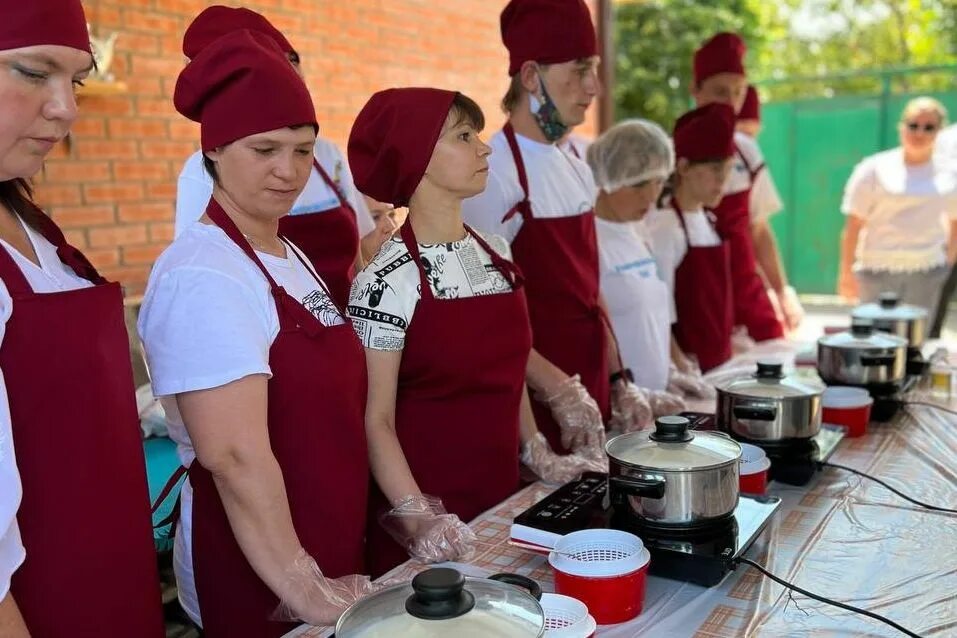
[33,1,600,295]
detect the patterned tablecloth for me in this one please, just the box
[288,341,957,637]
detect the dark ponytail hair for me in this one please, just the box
[0,178,43,230]
[657,156,731,207]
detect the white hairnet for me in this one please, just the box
[586,119,674,193]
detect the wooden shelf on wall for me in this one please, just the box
[76,79,128,98]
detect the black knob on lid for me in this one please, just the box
[405,568,475,620]
[878,292,899,309]
[649,415,694,442]
[851,319,874,337]
[755,361,784,379]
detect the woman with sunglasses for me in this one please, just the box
[838,97,957,313]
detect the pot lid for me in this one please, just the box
[852,292,928,322]
[335,568,545,638]
[717,361,824,398]
[605,416,742,471]
[818,319,908,350]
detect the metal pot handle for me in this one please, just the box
[487,573,542,601]
[860,354,897,367]
[732,403,778,421]
[608,475,666,500]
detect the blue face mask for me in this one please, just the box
[530,72,569,143]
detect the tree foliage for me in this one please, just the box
[613,0,957,127]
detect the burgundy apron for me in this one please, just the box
[671,200,734,372]
[278,157,360,307]
[190,200,368,637]
[711,144,784,341]
[1,208,164,637]
[502,122,610,454]
[366,221,532,577]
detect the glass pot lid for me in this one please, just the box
[852,292,928,322]
[717,361,824,399]
[818,319,908,350]
[606,416,742,471]
[334,568,545,638]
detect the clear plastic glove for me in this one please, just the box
[379,495,477,564]
[534,374,606,456]
[781,285,804,331]
[521,432,608,485]
[645,388,687,417]
[666,363,716,399]
[609,380,654,434]
[271,548,379,626]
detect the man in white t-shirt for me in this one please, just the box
[462,0,656,448]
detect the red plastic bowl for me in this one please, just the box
[548,530,651,625]
[738,442,771,495]
[822,387,873,438]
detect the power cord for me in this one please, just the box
[735,557,924,637]
[821,462,957,514]
[902,400,957,418]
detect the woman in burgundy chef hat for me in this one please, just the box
[0,1,164,636]
[347,87,604,577]
[138,30,374,637]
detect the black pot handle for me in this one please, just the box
[860,354,897,367]
[733,404,778,421]
[609,475,666,500]
[487,573,542,601]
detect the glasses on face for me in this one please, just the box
[905,121,939,133]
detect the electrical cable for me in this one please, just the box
[821,462,957,514]
[736,557,924,638]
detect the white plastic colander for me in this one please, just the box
[540,593,597,637]
[548,529,650,578]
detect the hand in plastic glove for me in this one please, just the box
[272,548,379,626]
[645,388,687,418]
[379,495,477,564]
[521,432,608,485]
[534,374,605,456]
[780,286,804,331]
[666,364,716,399]
[609,380,654,434]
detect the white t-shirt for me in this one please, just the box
[347,231,513,351]
[137,222,343,627]
[596,217,672,391]
[559,133,592,161]
[841,148,957,273]
[0,220,94,599]
[726,132,783,223]
[175,137,374,239]
[461,129,597,243]
[936,124,957,161]
[643,202,722,302]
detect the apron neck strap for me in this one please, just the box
[0,203,106,293]
[670,197,694,250]
[502,122,533,223]
[311,157,353,212]
[206,199,325,335]
[400,220,524,302]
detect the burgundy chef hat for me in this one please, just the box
[673,103,736,162]
[348,87,458,206]
[174,29,316,152]
[1,0,91,54]
[739,85,760,121]
[501,0,597,76]
[693,32,746,85]
[182,5,293,59]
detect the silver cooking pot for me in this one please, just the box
[335,568,545,638]
[606,416,741,527]
[817,319,908,388]
[851,292,927,349]
[716,361,824,441]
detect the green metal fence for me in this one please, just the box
[757,66,957,294]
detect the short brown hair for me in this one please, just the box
[501,74,524,114]
[444,92,486,133]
